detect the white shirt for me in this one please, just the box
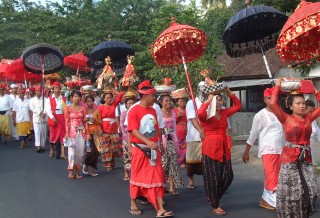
[10,94,17,103]
[246,108,285,157]
[0,94,13,112]
[115,103,127,117]
[29,96,47,123]
[310,120,320,142]
[13,97,30,122]
[124,101,164,128]
[94,96,101,106]
[45,94,63,119]
[186,97,203,142]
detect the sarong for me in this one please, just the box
[261,154,281,207]
[177,143,187,165]
[16,122,31,136]
[276,161,318,218]
[161,136,184,188]
[186,141,202,176]
[130,147,165,210]
[121,140,131,170]
[33,122,47,147]
[262,154,281,191]
[10,112,18,140]
[176,123,187,165]
[84,135,99,169]
[0,114,10,136]
[49,114,66,144]
[68,132,85,170]
[99,132,121,167]
[202,155,233,209]
[186,141,202,163]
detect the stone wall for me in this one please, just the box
[229,112,255,140]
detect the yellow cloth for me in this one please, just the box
[186,141,202,163]
[17,122,31,136]
[0,114,10,136]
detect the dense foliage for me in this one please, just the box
[0,0,313,87]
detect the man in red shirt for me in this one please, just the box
[127,80,173,218]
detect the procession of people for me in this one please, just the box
[1,70,320,218]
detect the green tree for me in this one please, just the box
[201,0,227,8]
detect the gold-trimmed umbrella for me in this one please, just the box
[151,17,207,112]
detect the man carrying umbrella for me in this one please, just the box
[45,82,66,159]
[29,86,47,153]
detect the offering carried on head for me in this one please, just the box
[155,77,176,93]
[171,88,189,99]
[280,78,301,93]
[200,69,227,95]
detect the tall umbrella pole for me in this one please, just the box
[41,55,45,113]
[181,53,198,113]
[259,39,275,86]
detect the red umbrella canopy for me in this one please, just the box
[0,59,14,73]
[5,58,29,79]
[64,51,90,72]
[277,0,320,63]
[11,72,42,84]
[151,17,208,65]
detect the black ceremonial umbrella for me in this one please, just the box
[22,43,64,112]
[22,43,64,74]
[222,2,288,85]
[89,40,135,70]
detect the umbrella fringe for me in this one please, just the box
[226,38,277,58]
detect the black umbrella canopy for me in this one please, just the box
[222,5,288,57]
[89,40,135,64]
[22,43,64,74]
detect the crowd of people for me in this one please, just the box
[0,77,319,218]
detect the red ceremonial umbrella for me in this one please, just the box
[0,59,14,73]
[11,72,42,84]
[64,51,91,75]
[4,58,42,86]
[151,17,208,112]
[277,0,320,64]
[0,59,14,81]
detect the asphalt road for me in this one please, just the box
[0,140,319,218]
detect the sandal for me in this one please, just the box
[187,184,195,189]
[156,211,173,218]
[67,172,75,179]
[123,177,130,181]
[212,208,226,216]
[90,173,99,177]
[106,167,112,172]
[129,208,142,216]
[75,175,83,179]
[140,200,149,205]
[82,165,89,175]
[169,191,179,196]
